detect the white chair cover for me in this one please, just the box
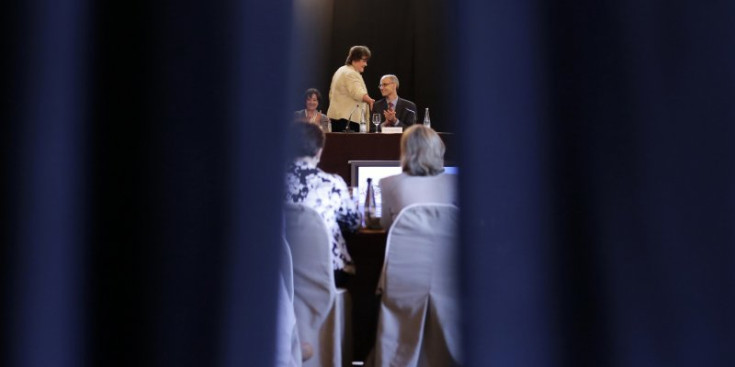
[276,236,302,367]
[281,236,295,303]
[374,203,461,367]
[284,204,352,367]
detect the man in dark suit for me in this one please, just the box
[371,74,418,132]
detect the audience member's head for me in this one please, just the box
[345,45,371,65]
[304,88,322,111]
[289,122,325,159]
[401,125,445,176]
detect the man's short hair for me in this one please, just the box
[290,122,325,158]
[400,125,445,176]
[345,45,371,65]
[381,74,400,89]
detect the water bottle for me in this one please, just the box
[359,107,367,133]
[364,178,377,226]
[423,107,431,128]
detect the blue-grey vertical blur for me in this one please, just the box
[3,0,291,366]
[4,0,88,366]
[455,0,735,366]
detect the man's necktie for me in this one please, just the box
[386,102,396,127]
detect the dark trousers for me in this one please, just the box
[330,118,359,133]
[334,269,354,289]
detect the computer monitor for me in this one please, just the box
[348,160,458,216]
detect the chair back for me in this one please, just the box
[276,236,302,366]
[284,203,351,366]
[281,236,295,301]
[375,203,461,367]
[284,204,337,313]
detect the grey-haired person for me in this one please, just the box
[379,125,458,229]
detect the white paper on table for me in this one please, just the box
[382,126,403,134]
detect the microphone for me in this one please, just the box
[346,104,360,132]
[359,104,368,132]
[404,108,416,126]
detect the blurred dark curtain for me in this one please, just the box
[3,0,291,366]
[4,0,735,366]
[456,0,735,366]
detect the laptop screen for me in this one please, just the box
[349,160,458,216]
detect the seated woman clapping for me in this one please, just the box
[294,88,331,132]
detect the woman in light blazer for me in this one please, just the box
[326,45,375,132]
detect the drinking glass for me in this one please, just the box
[371,113,381,133]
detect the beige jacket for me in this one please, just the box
[327,65,369,123]
[379,173,458,230]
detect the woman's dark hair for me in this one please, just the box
[290,122,325,158]
[345,45,371,65]
[304,88,322,103]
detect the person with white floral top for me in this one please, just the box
[285,122,361,287]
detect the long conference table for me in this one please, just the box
[318,131,457,184]
[318,131,455,361]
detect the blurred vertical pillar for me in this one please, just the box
[219,0,293,366]
[8,0,89,366]
[290,0,334,101]
[455,0,553,365]
[456,0,735,366]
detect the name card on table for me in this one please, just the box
[381,126,403,134]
